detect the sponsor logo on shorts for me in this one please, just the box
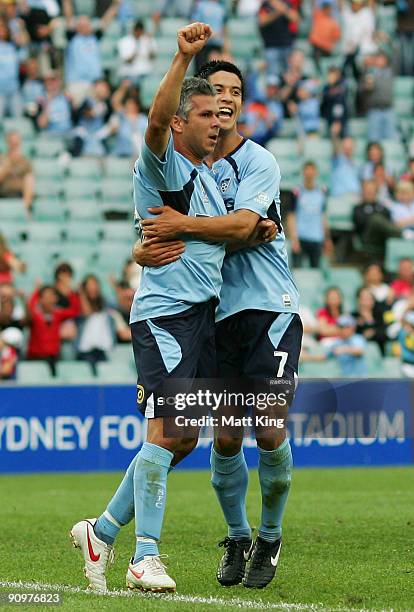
[137,384,145,404]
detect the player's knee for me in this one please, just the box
[214,436,243,457]
[264,466,292,496]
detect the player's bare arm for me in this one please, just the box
[145,22,212,158]
[141,206,277,243]
[132,237,186,267]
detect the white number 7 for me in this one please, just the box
[274,351,288,377]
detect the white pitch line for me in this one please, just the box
[0,580,323,610]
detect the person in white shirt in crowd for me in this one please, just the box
[118,19,157,87]
[340,0,377,80]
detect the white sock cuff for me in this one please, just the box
[103,510,122,528]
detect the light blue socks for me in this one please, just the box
[258,438,292,542]
[211,447,251,540]
[133,442,174,563]
[94,454,139,545]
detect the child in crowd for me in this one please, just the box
[326,314,368,377]
[0,326,23,380]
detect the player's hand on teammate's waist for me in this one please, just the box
[132,236,186,268]
[177,22,212,57]
[141,206,184,240]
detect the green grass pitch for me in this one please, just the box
[0,467,413,611]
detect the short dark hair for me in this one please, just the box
[196,60,245,100]
[134,19,144,31]
[55,261,73,280]
[303,160,317,170]
[39,285,56,298]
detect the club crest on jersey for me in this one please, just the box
[220,178,231,193]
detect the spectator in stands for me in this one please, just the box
[108,278,133,343]
[36,71,73,136]
[0,131,34,214]
[309,0,341,72]
[191,0,230,71]
[360,51,395,141]
[0,326,22,380]
[262,75,284,136]
[0,283,29,331]
[298,304,324,361]
[321,66,348,138]
[363,263,393,307]
[316,286,343,343]
[279,49,307,117]
[288,161,332,268]
[352,286,387,355]
[0,16,26,119]
[121,257,141,290]
[70,78,112,156]
[398,310,414,377]
[326,314,368,377]
[241,98,279,146]
[361,141,392,181]
[400,157,414,185]
[257,0,301,77]
[330,137,361,197]
[352,179,390,243]
[390,258,414,300]
[62,0,120,106]
[77,274,115,374]
[21,0,59,68]
[341,0,377,81]
[117,19,157,86]
[108,83,147,157]
[396,0,414,76]
[27,284,80,376]
[0,232,26,285]
[296,79,321,135]
[22,57,46,118]
[372,162,394,204]
[53,261,81,343]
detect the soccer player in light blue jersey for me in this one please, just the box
[70,28,275,595]
[139,60,303,589]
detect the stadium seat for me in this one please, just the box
[303,138,332,161]
[17,361,53,384]
[33,200,66,223]
[64,178,99,200]
[382,357,402,378]
[385,238,414,273]
[56,242,97,263]
[279,119,299,138]
[68,158,103,179]
[100,178,133,203]
[140,76,162,108]
[394,76,414,98]
[267,138,299,160]
[96,361,136,384]
[27,222,63,244]
[0,222,25,244]
[394,98,413,118]
[74,0,95,16]
[33,159,64,181]
[66,199,102,222]
[57,361,96,383]
[3,117,34,138]
[293,268,324,308]
[109,343,134,366]
[324,267,363,307]
[0,199,28,223]
[103,157,133,179]
[64,221,102,244]
[158,18,187,36]
[348,118,367,139]
[33,137,65,158]
[382,139,406,162]
[300,360,341,378]
[35,179,63,200]
[326,193,359,231]
[95,242,133,272]
[365,342,383,376]
[102,221,135,242]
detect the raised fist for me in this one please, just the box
[177,22,212,56]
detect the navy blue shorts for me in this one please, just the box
[131,300,217,418]
[215,310,303,384]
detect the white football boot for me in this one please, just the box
[126,555,176,592]
[70,518,114,592]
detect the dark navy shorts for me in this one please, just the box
[215,310,303,384]
[130,300,217,418]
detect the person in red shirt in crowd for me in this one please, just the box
[0,233,26,285]
[27,284,81,375]
[316,286,343,344]
[309,0,341,71]
[53,261,81,344]
[390,258,414,300]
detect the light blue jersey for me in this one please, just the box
[212,138,299,322]
[131,134,226,323]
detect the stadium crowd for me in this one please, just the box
[0,0,414,380]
